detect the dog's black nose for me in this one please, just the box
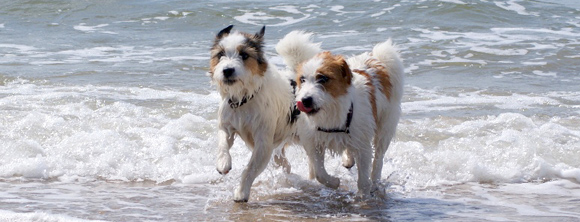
[301,97,313,108]
[223,68,235,78]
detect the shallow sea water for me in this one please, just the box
[1,0,580,221]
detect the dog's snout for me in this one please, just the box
[223,68,235,78]
[301,97,314,108]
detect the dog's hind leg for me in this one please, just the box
[234,134,274,202]
[371,135,390,184]
[353,145,373,197]
[305,144,339,189]
[273,143,291,174]
[216,127,235,175]
[371,112,399,186]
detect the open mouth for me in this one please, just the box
[296,101,319,115]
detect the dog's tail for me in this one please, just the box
[276,31,321,72]
[372,39,404,100]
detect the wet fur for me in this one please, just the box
[209,25,297,202]
[277,31,404,196]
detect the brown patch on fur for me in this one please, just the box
[237,45,267,76]
[353,69,378,127]
[209,26,267,78]
[365,58,392,101]
[316,52,352,98]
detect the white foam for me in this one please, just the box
[388,113,580,190]
[329,5,365,15]
[234,8,310,27]
[0,210,103,222]
[418,57,487,66]
[470,46,528,56]
[0,44,37,52]
[532,70,557,77]
[271,5,302,14]
[440,0,467,4]
[73,23,109,33]
[371,11,386,17]
[0,81,221,183]
[3,79,578,195]
[522,61,547,65]
[491,27,580,37]
[154,16,169,20]
[403,87,565,114]
[494,0,535,16]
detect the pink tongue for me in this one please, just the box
[296,101,313,113]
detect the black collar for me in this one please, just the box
[228,94,254,109]
[317,102,354,134]
[228,87,262,109]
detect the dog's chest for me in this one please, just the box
[314,132,350,154]
[221,102,292,148]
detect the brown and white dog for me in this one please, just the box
[276,31,404,197]
[209,25,305,202]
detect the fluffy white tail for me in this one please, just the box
[372,39,404,101]
[372,39,402,74]
[275,31,321,72]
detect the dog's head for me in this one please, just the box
[209,25,268,98]
[295,51,352,116]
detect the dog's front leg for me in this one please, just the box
[234,133,274,202]
[216,127,235,175]
[305,144,340,189]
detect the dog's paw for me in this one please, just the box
[321,176,340,189]
[216,153,232,175]
[342,159,355,169]
[341,150,355,169]
[234,187,250,202]
[216,168,230,175]
[370,185,387,199]
[329,177,340,189]
[233,198,248,203]
[355,190,372,200]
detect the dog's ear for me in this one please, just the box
[336,56,352,83]
[216,25,234,39]
[254,26,265,41]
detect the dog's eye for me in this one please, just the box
[216,51,225,59]
[240,52,249,60]
[316,75,330,84]
[299,76,305,83]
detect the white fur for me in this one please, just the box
[276,30,322,73]
[278,32,404,197]
[212,30,296,202]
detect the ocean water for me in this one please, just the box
[1,0,580,221]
